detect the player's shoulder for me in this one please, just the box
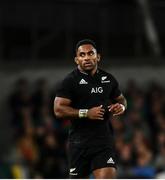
[64,69,76,78]
[61,69,77,83]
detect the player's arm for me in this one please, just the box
[54,97,105,120]
[108,94,127,116]
[54,97,79,119]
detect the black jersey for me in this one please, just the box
[56,68,121,147]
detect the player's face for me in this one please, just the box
[75,44,100,72]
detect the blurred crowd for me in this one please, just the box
[0,77,165,178]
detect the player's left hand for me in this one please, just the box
[108,103,125,116]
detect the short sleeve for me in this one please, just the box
[56,76,74,100]
[110,76,121,99]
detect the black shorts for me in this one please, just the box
[68,144,117,178]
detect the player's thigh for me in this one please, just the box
[93,167,117,179]
[68,145,90,178]
[91,146,117,178]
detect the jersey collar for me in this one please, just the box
[77,68,99,76]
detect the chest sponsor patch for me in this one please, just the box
[91,87,103,94]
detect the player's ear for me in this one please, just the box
[97,54,101,62]
[74,57,79,65]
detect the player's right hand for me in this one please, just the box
[87,105,105,120]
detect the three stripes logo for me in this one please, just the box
[107,157,115,164]
[79,79,88,84]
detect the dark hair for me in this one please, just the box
[75,39,97,53]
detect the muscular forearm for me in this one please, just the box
[54,97,79,119]
[54,97,105,120]
[115,94,127,110]
[55,105,105,120]
[54,105,79,119]
[108,94,127,116]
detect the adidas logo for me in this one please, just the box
[79,79,88,84]
[107,157,115,164]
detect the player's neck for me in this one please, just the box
[78,66,97,76]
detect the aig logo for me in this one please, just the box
[91,87,103,94]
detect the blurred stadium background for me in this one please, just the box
[0,0,165,178]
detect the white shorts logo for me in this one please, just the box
[107,157,115,164]
[70,168,76,173]
[69,168,78,175]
